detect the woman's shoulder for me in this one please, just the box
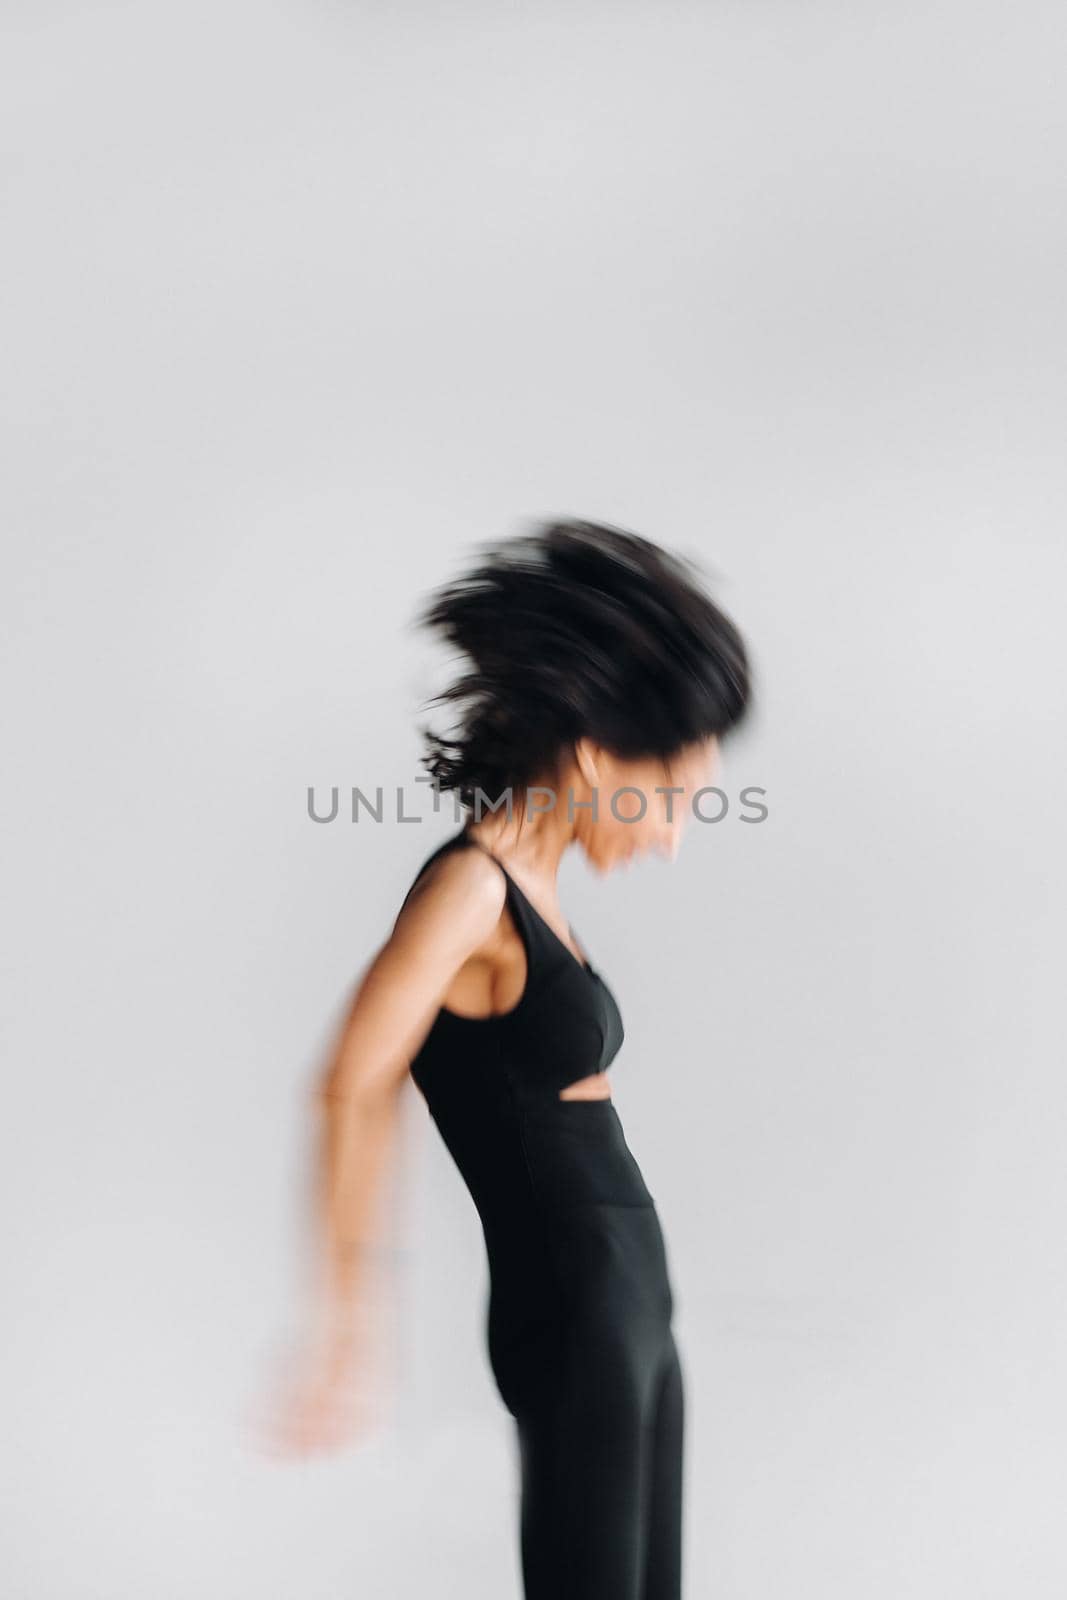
[395,835,508,931]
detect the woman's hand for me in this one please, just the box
[252,1300,390,1458]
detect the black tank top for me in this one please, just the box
[398,826,625,1115]
[395,827,653,1418]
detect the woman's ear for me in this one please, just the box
[572,736,600,790]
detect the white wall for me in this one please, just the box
[3,2,1065,1596]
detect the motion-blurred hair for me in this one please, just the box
[412,517,752,812]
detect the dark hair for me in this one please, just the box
[411,518,752,813]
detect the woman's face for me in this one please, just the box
[573,735,721,872]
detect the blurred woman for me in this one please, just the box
[269,518,752,1599]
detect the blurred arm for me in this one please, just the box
[303,850,507,1342]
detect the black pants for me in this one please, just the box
[490,1100,686,1598]
[515,1327,684,1598]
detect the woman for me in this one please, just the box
[270,519,752,1598]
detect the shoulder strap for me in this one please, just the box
[395,832,534,937]
[460,836,592,974]
[455,837,542,938]
[399,829,550,978]
[450,835,537,935]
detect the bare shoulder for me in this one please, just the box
[392,842,507,952]
[318,844,512,1101]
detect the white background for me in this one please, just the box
[3,2,1065,1595]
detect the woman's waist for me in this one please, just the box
[515,1094,656,1212]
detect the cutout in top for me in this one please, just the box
[558,1072,613,1102]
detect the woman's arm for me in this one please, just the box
[267,847,507,1453]
[312,847,507,1322]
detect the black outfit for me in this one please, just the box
[401,828,684,1600]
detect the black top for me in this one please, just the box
[398,826,625,1111]
[395,827,625,1225]
[394,827,658,1419]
